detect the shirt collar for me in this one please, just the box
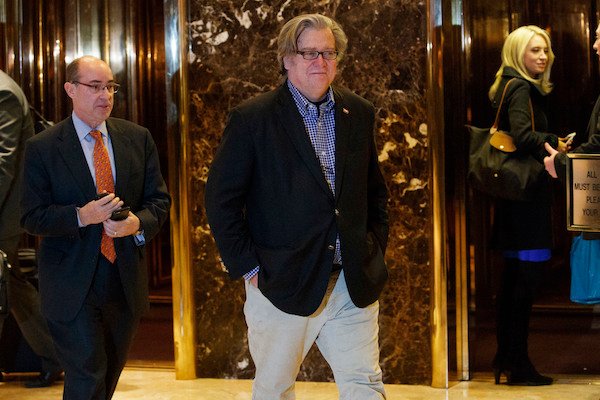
[72,112,108,142]
[286,80,335,117]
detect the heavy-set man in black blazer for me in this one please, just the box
[205,14,389,399]
[20,56,170,400]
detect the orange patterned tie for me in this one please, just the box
[90,130,117,263]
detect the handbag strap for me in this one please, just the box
[491,78,535,132]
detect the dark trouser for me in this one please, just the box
[47,256,140,400]
[0,236,62,375]
[494,258,544,372]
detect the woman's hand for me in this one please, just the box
[544,142,558,178]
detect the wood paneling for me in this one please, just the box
[0,0,172,299]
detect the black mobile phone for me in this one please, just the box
[110,206,130,221]
[96,192,109,200]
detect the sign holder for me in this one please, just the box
[566,153,600,232]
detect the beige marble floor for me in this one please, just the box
[2,368,600,399]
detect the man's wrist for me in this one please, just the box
[76,207,86,227]
[134,219,143,236]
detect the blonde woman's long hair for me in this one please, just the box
[488,25,554,100]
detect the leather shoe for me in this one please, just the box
[24,370,62,388]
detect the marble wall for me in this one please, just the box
[190,0,431,384]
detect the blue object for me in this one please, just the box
[570,235,600,304]
[503,249,551,262]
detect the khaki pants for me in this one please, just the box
[244,270,385,400]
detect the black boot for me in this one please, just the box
[493,257,518,384]
[506,357,553,386]
[504,260,552,386]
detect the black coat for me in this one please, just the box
[491,68,558,251]
[0,70,34,243]
[20,117,171,321]
[205,83,389,316]
[555,94,600,181]
[555,94,600,239]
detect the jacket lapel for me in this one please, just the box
[333,87,350,202]
[587,95,600,136]
[275,86,333,199]
[57,118,97,201]
[106,119,132,196]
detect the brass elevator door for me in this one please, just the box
[462,0,600,376]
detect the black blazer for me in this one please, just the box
[20,117,171,321]
[0,70,34,242]
[555,94,600,240]
[555,94,600,181]
[205,83,389,316]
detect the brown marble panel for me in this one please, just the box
[190,0,431,384]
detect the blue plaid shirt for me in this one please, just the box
[243,81,342,281]
[287,80,342,265]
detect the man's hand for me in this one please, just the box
[78,193,123,226]
[103,212,140,238]
[544,142,559,178]
[249,273,259,288]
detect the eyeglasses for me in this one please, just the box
[71,81,120,94]
[296,50,339,60]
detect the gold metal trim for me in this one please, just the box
[427,0,449,389]
[566,154,600,232]
[455,200,470,380]
[453,0,470,381]
[167,0,197,380]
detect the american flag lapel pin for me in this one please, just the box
[342,107,349,114]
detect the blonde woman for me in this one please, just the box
[487,25,568,386]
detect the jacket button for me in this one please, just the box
[334,209,340,216]
[327,245,335,250]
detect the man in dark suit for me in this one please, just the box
[20,56,170,400]
[545,25,600,179]
[0,69,62,388]
[205,13,389,399]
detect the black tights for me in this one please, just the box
[494,257,544,371]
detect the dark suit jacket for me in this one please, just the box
[555,95,600,181]
[0,70,34,243]
[205,83,389,316]
[20,116,170,321]
[555,94,600,239]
